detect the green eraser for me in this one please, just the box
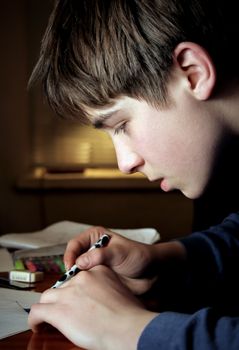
[14,259,25,270]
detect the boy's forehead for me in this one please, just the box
[86,96,132,125]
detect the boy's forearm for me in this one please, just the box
[150,240,187,264]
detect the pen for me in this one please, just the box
[51,234,110,288]
[16,301,30,313]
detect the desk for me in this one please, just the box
[0,272,159,350]
[0,272,84,350]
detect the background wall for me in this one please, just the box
[0,1,193,240]
[0,1,43,232]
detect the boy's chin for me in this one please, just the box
[181,185,205,200]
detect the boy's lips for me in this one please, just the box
[147,176,171,192]
[160,178,170,192]
[148,177,170,192]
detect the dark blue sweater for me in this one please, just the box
[138,212,239,349]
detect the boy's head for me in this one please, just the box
[30,0,239,199]
[30,0,239,121]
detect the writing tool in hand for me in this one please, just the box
[51,234,110,288]
[16,301,31,313]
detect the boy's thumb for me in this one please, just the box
[76,246,114,270]
[76,254,91,269]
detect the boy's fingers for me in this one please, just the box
[28,303,57,333]
[64,239,84,270]
[75,250,107,269]
[76,244,122,270]
[63,227,111,270]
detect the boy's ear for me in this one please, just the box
[173,42,216,100]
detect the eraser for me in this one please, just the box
[9,270,44,283]
[14,259,25,270]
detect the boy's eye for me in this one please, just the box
[114,122,127,135]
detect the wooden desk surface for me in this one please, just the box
[0,272,84,350]
[0,272,159,350]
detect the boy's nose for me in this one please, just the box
[116,150,144,174]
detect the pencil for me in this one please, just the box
[51,234,110,288]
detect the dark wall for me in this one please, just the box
[0,1,43,233]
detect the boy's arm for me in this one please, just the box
[137,212,239,350]
[144,212,239,313]
[138,308,239,350]
[177,212,239,310]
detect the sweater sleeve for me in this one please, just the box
[178,212,239,310]
[138,212,239,349]
[138,309,239,350]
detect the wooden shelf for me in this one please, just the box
[17,167,163,190]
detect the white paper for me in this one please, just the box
[0,221,160,249]
[0,222,91,249]
[0,288,41,339]
[0,248,14,272]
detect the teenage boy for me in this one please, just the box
[28,1,239,349]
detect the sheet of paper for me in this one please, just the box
[0,288,41,339]
[0,221,91,249]
[0,248,14,272]
[0,221,160,249]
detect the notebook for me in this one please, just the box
[0,287,41,339]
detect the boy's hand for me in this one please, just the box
[64,226,157,294]
[28,266,157,350]
[63,226,186,295]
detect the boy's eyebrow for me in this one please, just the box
[92,110,119,129]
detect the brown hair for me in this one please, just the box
[29,0,239,120]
